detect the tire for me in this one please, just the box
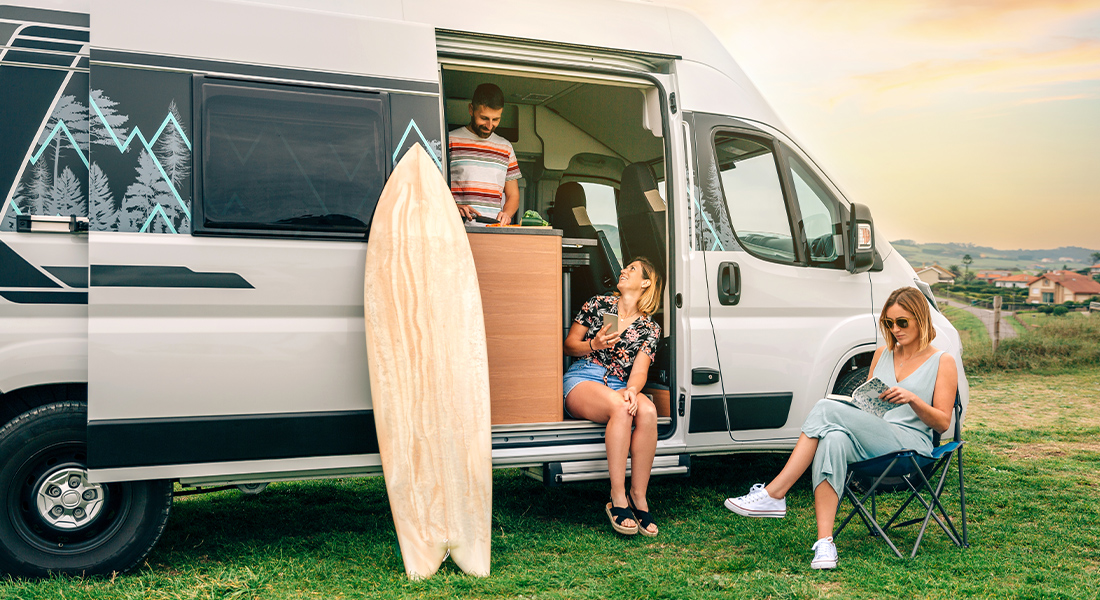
[833,365,870,397]
[0,401,173,578]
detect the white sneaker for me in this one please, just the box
[811,536,838,570]
[723,483,787,518]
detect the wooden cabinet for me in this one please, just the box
[468,229,563,424]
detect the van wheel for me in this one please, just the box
[834,366,870,396]
[0,402,172,578]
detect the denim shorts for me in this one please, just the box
[563,359,626,400]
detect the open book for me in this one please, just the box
[825,377,896,418]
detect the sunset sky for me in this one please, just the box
[663,0,1100,250]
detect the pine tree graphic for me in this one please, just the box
[120,150,174,232]
[0,183,26,231]
[89,89,130,150]
[37,94,89,186]
[155,100,190,188]
[28,161,52,215]
[89,163,118,231]
[51,167,84,217]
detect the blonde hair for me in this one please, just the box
[632,257,664,317]
[880,286,934,351]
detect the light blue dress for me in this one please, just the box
[802,349,943,496]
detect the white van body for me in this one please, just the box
[0,0,967,576]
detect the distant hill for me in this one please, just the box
[891,240,1100,272]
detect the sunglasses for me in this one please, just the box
[881,317,911,330]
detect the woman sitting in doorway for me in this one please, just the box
[723,286,957,569]
[563,256,664,537]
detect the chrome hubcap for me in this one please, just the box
[35,466,105,530]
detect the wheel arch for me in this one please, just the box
[827,344,877,395]
[0,383,87,429]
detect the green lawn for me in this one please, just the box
[1015,310,1090,329]
[942,306,990,345]
[3,370,1100,599]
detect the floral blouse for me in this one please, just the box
[574,295,661,382]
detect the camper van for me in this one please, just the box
[0,0,967,577]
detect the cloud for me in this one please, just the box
[1014,93,1094,105]
[833,40,1100,108]
[899,0,1100,40]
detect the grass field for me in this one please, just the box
[1015,311,1090,329]
[3,368,1099,599]
[941,306,990,345]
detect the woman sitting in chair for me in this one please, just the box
[723,286,957,569]
[563,257,663,537]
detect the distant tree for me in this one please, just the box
[50,167,84,216]
[948,264,961,278]
[962,271,976,283]
[962,254,973,274]
[1091,251,1100,264]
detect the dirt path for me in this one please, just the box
[941,297,1019,341]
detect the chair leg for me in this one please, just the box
[908,456,963,555]
[835,458,906,558]
[958,445,969,547]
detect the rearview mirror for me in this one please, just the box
[846,203,874,274]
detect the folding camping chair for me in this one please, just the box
[833,391,970,558]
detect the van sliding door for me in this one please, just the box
[85,0,443,483]
[684,112,872,444]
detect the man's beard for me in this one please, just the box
[469,118,495,139]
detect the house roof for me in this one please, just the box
[916,264,954,277]
[994,274,1032,282]
[1031,271,1100,294]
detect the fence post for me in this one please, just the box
[992,296,1002,352]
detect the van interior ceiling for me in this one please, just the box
[441,65,673,414]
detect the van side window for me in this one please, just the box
[195,80,386,237]
[578,182,622,264]
[784,150,844,268]
[712,132,796,264]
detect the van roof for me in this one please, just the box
[250,0,773,118]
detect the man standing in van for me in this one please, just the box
[448,83,522,225]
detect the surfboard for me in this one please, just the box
[363,144,492,579]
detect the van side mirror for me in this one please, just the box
[846,203,874,274]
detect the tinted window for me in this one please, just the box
[579,182,622,264]
[199,81,386,236]
[713,133,796,263]
[786,152,843,267]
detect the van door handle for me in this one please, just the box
[717,261,740,306]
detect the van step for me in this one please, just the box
[522,454,690,486]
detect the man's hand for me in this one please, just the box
[457,205,481,221]
[495,211,513,225]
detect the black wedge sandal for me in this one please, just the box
[605,500,638,535]
[628,493,658,537]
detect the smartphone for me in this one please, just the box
[602,312,618,334]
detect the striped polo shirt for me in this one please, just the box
[447,126,521,213]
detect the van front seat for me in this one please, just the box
[616,163,666,271]
[551,182,621,311]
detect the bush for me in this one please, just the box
[1038,305,1053,314]
[962,312,1100,373]
[1052,306,1069,316]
